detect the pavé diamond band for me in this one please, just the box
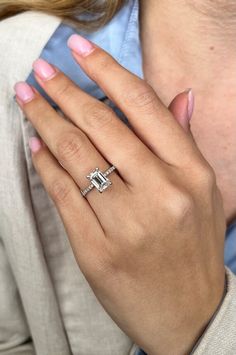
[81,165,116,197]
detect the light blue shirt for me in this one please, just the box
[26,0,236,353]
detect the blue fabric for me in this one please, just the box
[26,0,236,352]
[225,221,236,273]
[27,0,143,106]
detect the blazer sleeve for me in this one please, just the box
[0,237,35,355]
[192,267,236,354]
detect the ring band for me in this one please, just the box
[81,165,116,197]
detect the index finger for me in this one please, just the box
[67,34,200,167]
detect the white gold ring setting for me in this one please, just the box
[81,166,116,197]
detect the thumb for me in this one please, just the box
[168,88,194,133]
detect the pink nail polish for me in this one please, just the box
[67,34,95,57]
[186,88,194,120]
[14,82,35,103]
[33,58,57,81]
[29,137,42,153]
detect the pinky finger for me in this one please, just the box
[29,137,107,270]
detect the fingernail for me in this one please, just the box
[67,34,95,57]
[29,137,42,153]
[185,88,194,120]
[33,58,57,81]
[14,82,35,103]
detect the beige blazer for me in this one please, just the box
[0,11,236,355]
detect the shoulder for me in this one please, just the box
[0,11,61,87]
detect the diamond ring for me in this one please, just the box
[80,166,116,197]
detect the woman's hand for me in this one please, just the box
[14,34,226,355]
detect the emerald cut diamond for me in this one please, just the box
[87,167,112,193]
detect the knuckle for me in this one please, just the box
[56,132,85,164]
[48,179,71,205]
[26,97,47,119]
[123,83,157,114]
[84,102,113,129]
[202,165,217,187]
[53,78,74,102]
[168,188,195,222]
[89,53,114,79]
[194,162,217,190]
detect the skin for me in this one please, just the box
[140,0,236,225]
[14,38,226,354]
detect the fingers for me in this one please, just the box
[67,34,199,167]
[31,59,162,185]
[29,137,107,267]
[14,83,129,224]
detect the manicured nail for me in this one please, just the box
[29,137,42,153]
[185,88,194,120]
[14,82,35,103]
[67,34,95,57]
[33,58,57,81]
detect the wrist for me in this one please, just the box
[146,271,227,355]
